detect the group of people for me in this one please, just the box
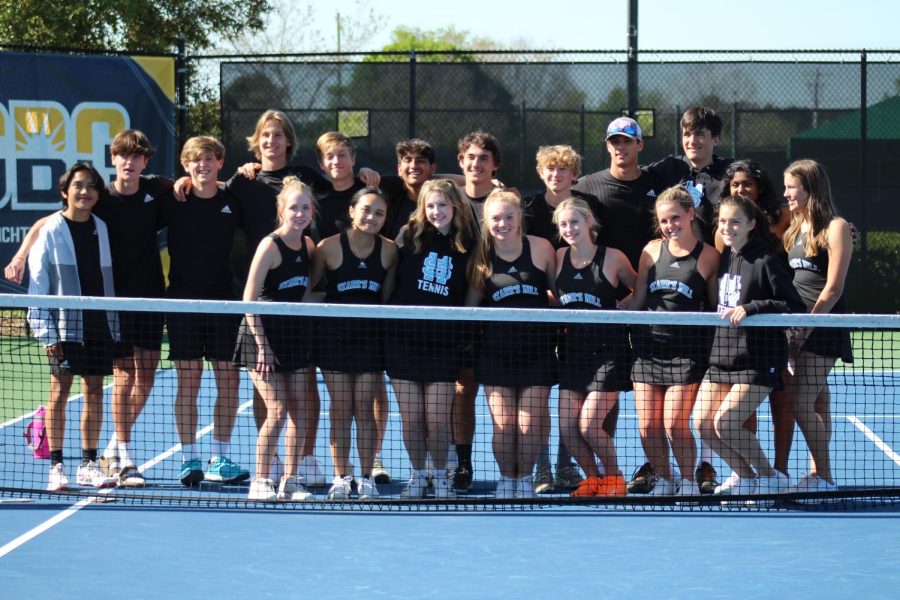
[7,105,852,502]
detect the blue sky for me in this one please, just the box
[315,0,899,51]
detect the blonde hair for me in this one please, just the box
[653,186,699,239]
[275,176,315,227]
[403,179,477,255]
[316,131,356,164]
[246,110,297,162]
[535,145,581,179]
[467,189,523,294]
[180,136,224,164]
[782,159,838,257]
[552,197,597,243]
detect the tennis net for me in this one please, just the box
[1,293,897,511]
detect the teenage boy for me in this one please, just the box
[8,130,171,488]
[646,106,733,242]
[160,136,249,486]
[573,116,663,270]
[379,139,438,240]
[27,163,119,491]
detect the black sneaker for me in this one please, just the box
[626,462,658,494]
[695,461,719,495]
[451,464,473,493]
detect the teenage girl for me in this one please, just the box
[387,179,478,499]
[694,195,805,497]
[783,159,853,493]
[552,198,636,497]
[625,186,719,496]
[310,187,398,500]
[465,190,557,499]
[238,177,317,502]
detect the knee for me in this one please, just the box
[713,410,742,439]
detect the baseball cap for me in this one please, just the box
[606,117,642,141]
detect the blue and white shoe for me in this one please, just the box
[205,456,250,483]
[179,458,204,487]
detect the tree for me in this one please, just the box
[0,0,272,52]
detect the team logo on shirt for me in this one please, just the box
[646,189,657,197]
[573,272,583,280]
[358,260,367,269]
[295,255,303,263]
[278,275,309,290]
[789,257,819,272]
[143,194,154,203]
[718,273,742,311]
[221,205,232,214]
[650,278,693,299]
[417,252,453,296]
[670,261,680,269]
[507,266,518,274]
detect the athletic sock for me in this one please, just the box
[699,441,714,467]
[118,441,133,467]
[182,443,198,462]
[102,433,118,458]
[211,439,229,462]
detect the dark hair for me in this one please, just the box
[110,129,155,158]
[681,106,723,138]
[349,186,388,209]
[717,195,780,253]
[721,160,781,227]
[457,130,502,170]
[58,162,104,208]
[396,138,436,164]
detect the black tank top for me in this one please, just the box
[391,230,471,306]
[259,234,310,303]
[482,237,549,308]
[787,230,846,313]
[645,240,708,312]
[555,246,617,310]
[325,231,387,304]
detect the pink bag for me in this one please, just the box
[24,406,49,460]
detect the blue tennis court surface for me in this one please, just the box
[1,369,899,597]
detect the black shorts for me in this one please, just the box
[558,324,632,392]
[114,310,165,358]
[167,311,241,362]
[50,339,115,377]
[234,315,310,372]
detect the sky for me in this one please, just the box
[307,0,900,52]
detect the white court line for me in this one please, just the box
[848,415,900,467]
[0,383,114,430]
[0,398,253,559]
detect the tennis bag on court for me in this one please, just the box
[24,406,49,460]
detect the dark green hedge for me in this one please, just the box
[846,231,900,314]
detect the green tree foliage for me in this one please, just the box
[0,0,272,52]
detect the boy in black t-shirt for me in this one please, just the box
[379,139,438,241]
[160,136,250,487]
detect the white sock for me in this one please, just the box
[699,441,715,466]
[211,439,229,462]
[102,433,118,458]
[118,441,133,467]
[182,443,198,461]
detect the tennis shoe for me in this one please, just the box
[756,472,790,495]
[790,474,837,494]
[372,456,391,484]
[326,475,353,500]
[626,462,658,494]
[647,477,675,496]
[715,473,755,496]
[714,471,741,495]
[179,458,204,486]
[534,463,554,494]
[205,456,250,484]
[298,455,327,487]
[494,476,516,499]
[77,461,116,489]
[695,461,719,495]
[432,472,455,499]
[451,464,473,493]
[98,455,120,478]
[248,477,277,501]
[554,462,584,489]
[518,475,536,499]
[675,478,699,497]
[47,463,70,492]
[117,465,146,488]
[277,475,313,501]
[356,476,379,500]
[401,469,429,499]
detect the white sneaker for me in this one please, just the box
[248,477,277,501]
[756,472,790,495]
[356,476,380,500]
[495,476,516,499]
[432,472,455,499]
[675,478,699,496]
[277,475,313,501]
[534,463,554,494]
[714,472,742,495]
[326,475,353,500]
[790,474,837,494]
[648,477,675,496]
[48,463,70,492]
[518,475,536,499]
[76,461,116,488]
[401,469,429,499]
[715,474,755,496]
[269,453,284,483]
[299,455,327,487]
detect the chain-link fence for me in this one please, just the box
[194,50,899,311]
